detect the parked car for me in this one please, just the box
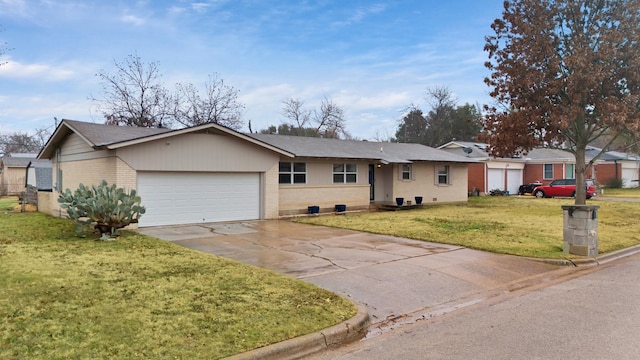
[518,181,543,195]
[532,179,597,199]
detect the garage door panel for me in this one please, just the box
[137,172,260,227]
[487,169,504,191]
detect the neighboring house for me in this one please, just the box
[586,147,640,188]
[37,119,474,227]
[439,141,576,195]
[26,159,53,191]
[0,153,38,195]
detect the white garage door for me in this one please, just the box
[506,169,523,195]
[487,169,504,192]
[137,172,260,227]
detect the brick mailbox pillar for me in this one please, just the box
[561,205,600,257]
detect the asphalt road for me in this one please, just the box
[306,253,640,359]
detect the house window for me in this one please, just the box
[544,164,554,179]
[279,162,306,184]
[333,163,357,183]
[566,164,575,179]
[437,165,450,185]
[401,164,412,180]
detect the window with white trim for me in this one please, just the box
[543,164,554,179]
[279,162,306,184]
[401,164,412,180]
[437,165,450,185]
[333,163,357,183]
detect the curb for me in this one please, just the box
[530,244,640,267]
[225,304,370,360]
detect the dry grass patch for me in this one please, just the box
[298,196,640,259]
[601,187,640,198]
[0,198,356,359]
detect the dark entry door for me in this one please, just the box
[369,164,375,201]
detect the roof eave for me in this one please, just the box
[38,119,98,160]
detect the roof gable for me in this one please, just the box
[38,119,294,160]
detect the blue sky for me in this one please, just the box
[0,0,505,140]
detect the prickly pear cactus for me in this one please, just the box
[58,180,146,238]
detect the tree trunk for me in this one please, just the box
[574,146,587,205]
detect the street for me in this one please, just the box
[306,253,640,359]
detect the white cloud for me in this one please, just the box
[0,0,28,17]
[333,3,387,27]
[121,13,145,26]
[190,2,210,13]
[0,59,76,80]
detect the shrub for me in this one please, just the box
[58,180,146,238]
[606,177,624,189]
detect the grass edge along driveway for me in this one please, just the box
[0,198,356,360]
[298,196,640,259]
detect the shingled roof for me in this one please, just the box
[248,134,474,164]
[439,141,575,162]
[38,119,293,160]
[1,153,39,168]
[62,119,171,147]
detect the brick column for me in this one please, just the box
[561,205,599,257]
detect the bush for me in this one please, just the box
[606,177,624,189]
[58,180,145,238]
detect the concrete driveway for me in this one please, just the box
[137,220,563,331]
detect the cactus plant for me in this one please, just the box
[58,180,146,238]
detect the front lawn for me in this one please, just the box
[601,187,640,198]
[298,196,640,259]
[0,197,356,359]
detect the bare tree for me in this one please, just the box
[92,54,172,128]
[482,0,640,204]
[0,26,8,67]
[0,128,50,156]
[173,74,245,130]
[281,98,312,130]
[314,96,347,139]
[266,97,348,138]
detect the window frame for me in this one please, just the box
[333,163,358,184]
[278,162,307,184]
[400,164,412,180]
[543,164,554,179]
[436,165,450,185]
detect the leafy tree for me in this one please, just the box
[262,97,348,138]
[395,88,481,146]
[173,74,245,130]
[450,104,482,143]
[395,106,428,143]
[259,124,320,137]
[482,0,640,205]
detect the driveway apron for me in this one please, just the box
[137,220,561,327]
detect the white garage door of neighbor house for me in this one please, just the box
[506,169,523,195]
[137,172,260,227]
[487,169,504,192]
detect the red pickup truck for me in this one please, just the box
[533,179,597,199]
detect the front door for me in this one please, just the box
[369,164,375,201]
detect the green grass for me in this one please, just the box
[298,196,640,259]
[0,197,356,360]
